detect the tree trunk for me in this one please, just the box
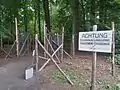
[90,0,96,25]
[37,0,41,40]
[71,0,79,56]
[99,0,105,25]
[43,0,51,32]
[34,5,37,35]
[81,0,86,31]
[24,0,28,32]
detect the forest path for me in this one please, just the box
[0,56,44,90]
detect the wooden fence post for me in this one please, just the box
[15,17,19,58]
[72,33,75,56]
[61,27,64,62]
[35,34,39,71]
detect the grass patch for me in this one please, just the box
[105,54,120,66]
[102,84,120,90]
[51,68,90,86]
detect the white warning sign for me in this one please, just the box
[78,30,113,53]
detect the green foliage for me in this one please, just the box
[104,84,120,90]
[115,54,120,65]
[0,0,120,45]
[0,24,13,40]
[116,84,120,90]
[105,54,120,66]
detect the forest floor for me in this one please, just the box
[0,52,120,90]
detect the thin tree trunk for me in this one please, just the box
[81,0,86,31]
[99,0,104,25]
[34,5,37,34]
[90,0,96,25]
[71,0,79,56]
[37,0,41,40]
[43,0,51,32]
[24,0,28,32]
[104,0,107,24]
[33,4,37,50]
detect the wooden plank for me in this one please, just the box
[5,40,16,59]
[52,40,72,59]
[37,39,73,85]
[39,58,51,72]
[112,22,115,76]
[0,48,12,57]
[39,56,49,60]
[39,43,62,72]
[45,35,60,63]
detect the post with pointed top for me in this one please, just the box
[112,22,115,76]
[91,25,97,90]
[15,17,19,58]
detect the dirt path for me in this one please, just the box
[0,56,42,90]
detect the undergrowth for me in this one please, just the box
[51,68,119,90]
[105,54,120,66]
[51,68,89,87]
[104,84,120,90]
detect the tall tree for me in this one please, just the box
[71,0,79,56]
[37,0,41,40]
[23,0,28,32]
[43,0,51,32]
[90,0,96,25]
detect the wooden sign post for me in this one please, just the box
[91,25,97,90]
[78,25,113,90]
[112,22,115,76]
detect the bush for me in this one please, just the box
[105,84,120,90]
[105,54,120,66]
[115,54,120,65]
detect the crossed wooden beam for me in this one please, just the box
[35,34,73,85]
[5,35,29,59]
